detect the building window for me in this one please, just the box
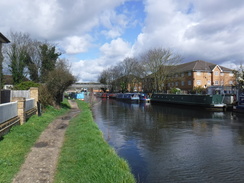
[196,80,201,85]
[229,81,233,85]
[188,71,191,76]
[175,74,178,78]
[214,71,219,76]
[229,73,234,76]
[168,83,171,87]
[197,71,201,76]
[221,80,224,85]
[207,80,211,85]
[220,73,224,76]
[181,81,184,86]
[208,73,211,76]
[181,73,184,77]
[175,82,178,86]
[188,80,191,85]
[214,80,219,85]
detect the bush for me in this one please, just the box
[38,84,54,107]
[14,81,40,90]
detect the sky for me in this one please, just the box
[1,0,244,82]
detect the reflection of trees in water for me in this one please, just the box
[97,99,244,147]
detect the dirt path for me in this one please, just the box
[12,100,80,183]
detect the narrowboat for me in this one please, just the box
[101,93,109,98]
[76,92,85,100]
[116,93,140,102]
[151,93,226,110]
[233,95,244,113]
[139,93,150,103]
[108,93,117,99]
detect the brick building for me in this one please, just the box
[167,60,235,92]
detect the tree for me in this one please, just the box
[40,43,61,83]
[116,57,145,92]
[3,32,47,84]
[5,32,31,84]
[25,40,42,82]
[98,69,110,92]
[45,59,76,107]
[233,64,244,94]
[141,48,182,92]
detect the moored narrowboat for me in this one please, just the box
[139,93,150,103]
[151,93,226,110]
[116,93,140,102]
[233,95,244,113]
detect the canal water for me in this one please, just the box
[92,98,244,183]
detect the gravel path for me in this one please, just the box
[12,100,80,183]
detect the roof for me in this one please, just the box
[3,75,13,84]
[2,75,29,85]
[175,60,233,73]
[0,32,10,43]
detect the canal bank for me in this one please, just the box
[0,99,135,183]
[54,100,135,183]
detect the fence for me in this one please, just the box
[0,87,39,137]
[1,90,31,104]
[11,90,30,99]
[25,99,35,112]
[0,102,17,124]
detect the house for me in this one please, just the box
[167,60,235,92]
[2,75,14,89]
[0,33,10,103]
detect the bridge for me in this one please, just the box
[67,83,110,92]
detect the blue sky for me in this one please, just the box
[1,0,244,82]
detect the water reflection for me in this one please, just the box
[93,99,244,183]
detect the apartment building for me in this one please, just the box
[168,60,235,92]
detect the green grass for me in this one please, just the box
[0,99,70,183]
[54,100,135,183]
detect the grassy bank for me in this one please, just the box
[54,100,135,183]
[0,100,70,183]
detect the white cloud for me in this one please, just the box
[71,59,104,82]
[2,0,244,82]
[133,0,244,67]
[100,38,132,62]
[71,38,132,82]
[61,35,92,54]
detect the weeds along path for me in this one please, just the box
[12,100,80,183]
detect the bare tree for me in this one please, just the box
[98,69,111,92]
[141,48,182,92]
[116,57,146,92]
[233,64,244,94]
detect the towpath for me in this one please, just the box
[12,100,80,183]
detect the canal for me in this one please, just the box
[92,98,244,183]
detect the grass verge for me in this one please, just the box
[0,99,70,183]
[54,100,135,183]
